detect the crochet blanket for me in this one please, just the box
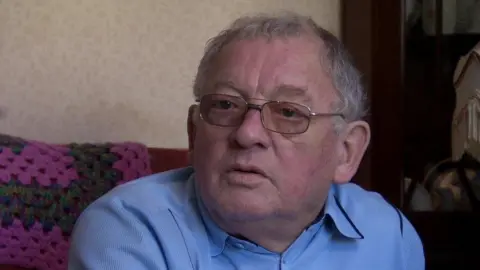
[0,134,152,270]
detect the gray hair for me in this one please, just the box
[193,12,368,122]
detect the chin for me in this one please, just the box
[213,192,277,222]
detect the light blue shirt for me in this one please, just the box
[68,167,425,270]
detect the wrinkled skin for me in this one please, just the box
[188,35,370,252]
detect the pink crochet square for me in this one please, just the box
[0,135,152,270]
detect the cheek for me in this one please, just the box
[287,178,312,199]
[193,125,230,169]
[273,134,336,197]
[275,136,323,175]
[277,151,332,209]
[275,148,318,193]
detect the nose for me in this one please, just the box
[230,108,270,149]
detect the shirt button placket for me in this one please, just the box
[279,256,288,270]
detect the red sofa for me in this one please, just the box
[148,148,189,174]
[0,147,189,270]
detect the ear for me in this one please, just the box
[187,105,198,164]
[333,120,371,184]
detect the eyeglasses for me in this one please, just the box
[196,94,344,134]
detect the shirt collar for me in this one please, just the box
[195,179,364,257]
[324,184,364,239]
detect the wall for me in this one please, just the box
[0,0,339,148]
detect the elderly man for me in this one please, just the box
[69,13,424,270]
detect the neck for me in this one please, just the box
[213,209,322,253]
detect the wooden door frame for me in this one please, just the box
[341,0,405,207]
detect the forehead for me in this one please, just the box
[209,36,337,106]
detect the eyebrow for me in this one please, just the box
[212,81,312,105]
[213,81,243,94]
[271,84,312,104]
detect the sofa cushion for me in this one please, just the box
[0,134,152,270]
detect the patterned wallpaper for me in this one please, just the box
[0,0,339,148]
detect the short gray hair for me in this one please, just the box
[193,12,368,122]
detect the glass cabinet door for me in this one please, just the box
[403,0,480,212]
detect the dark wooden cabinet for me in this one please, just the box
[342,1,480,269]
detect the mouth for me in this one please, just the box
[228,164,267,178]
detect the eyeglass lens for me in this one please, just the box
[199,94,311,134]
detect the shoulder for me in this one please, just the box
[334,183,420,241]
[68,167,199,269]
[334,183,403,232]
[334,183,425,269]
[73,166,197,232]
[89,166,196,214]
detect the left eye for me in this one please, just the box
[268,102,308,120]
[214,100,234,110]
[281,108,298,117]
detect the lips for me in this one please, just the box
[225,165,267,188]
[228,164,267,178]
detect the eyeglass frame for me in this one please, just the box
[195,93,345,135]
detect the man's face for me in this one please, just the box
[190,36,343,223]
